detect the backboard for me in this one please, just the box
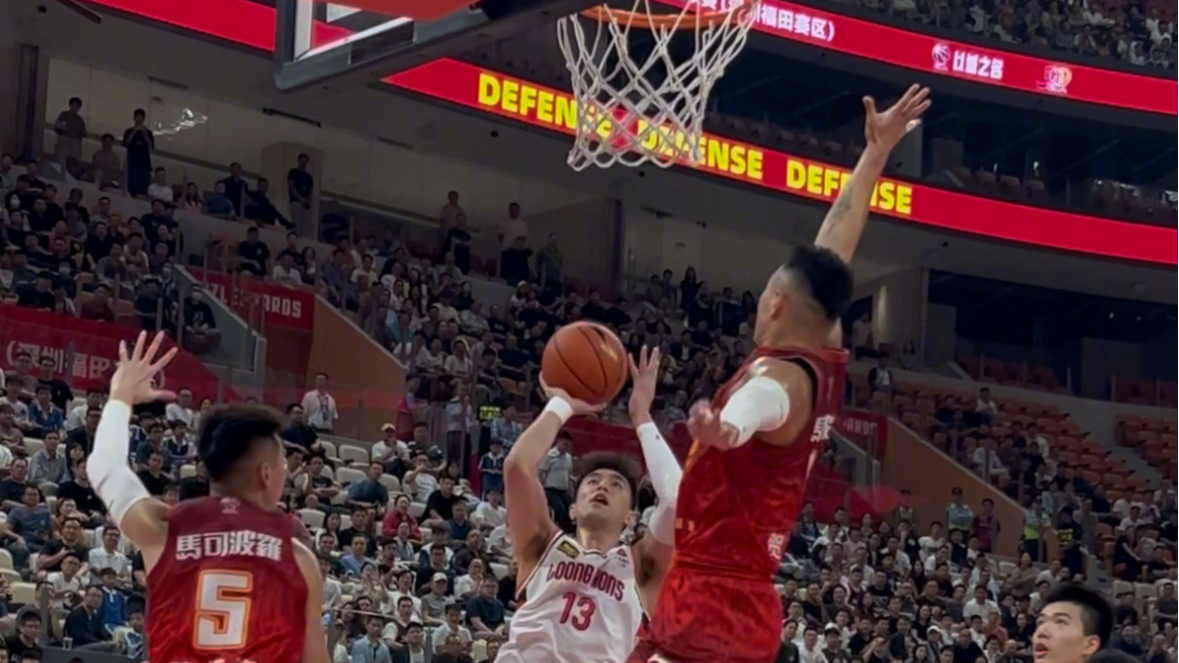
[273,0,604,94]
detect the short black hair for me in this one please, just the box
[782,245,853,321]
[1040,584,1113,647]
[574,452,640,507]
[1088,651,1141,663]
[198,403,285,482]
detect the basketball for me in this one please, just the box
[541,322,629,405]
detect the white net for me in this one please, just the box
[556,0,760,171]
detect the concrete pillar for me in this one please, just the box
[261,142,322,237]
[853,267,928,358]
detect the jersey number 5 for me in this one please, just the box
[195,571,254,649]
[559,592,597,631]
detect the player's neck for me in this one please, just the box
[575,526,620,552]
[209,485,276,512]
[759,325,826,350]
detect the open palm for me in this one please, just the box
[863,84,932,152]
[110,331,178,405]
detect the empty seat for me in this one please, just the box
[335,467,366,486]
[299,509,324,529]
[339,445,370,465]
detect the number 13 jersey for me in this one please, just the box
[146,496,308,663]
[498,532,643,663]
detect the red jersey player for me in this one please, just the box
[86,332,329,663]
[628,84,931,663]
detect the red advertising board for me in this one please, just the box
[85,0,1176,116]
[835,408,889,460]
[663,0,1176,116]
[0,305,236,401]
[75,0,1179,265]
[190,269,315,331]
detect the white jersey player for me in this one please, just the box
[499,347,681,663]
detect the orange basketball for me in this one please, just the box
[541,321,629,405]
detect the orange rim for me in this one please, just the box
[580,2,758,29]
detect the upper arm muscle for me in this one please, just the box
[745,358,815,447]
[123,498,170,571]
[294,540,331,663]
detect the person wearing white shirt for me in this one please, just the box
[320,558,343,612]
[472,495,506,531]
[301,373,339,432]
[271,254,303,286]
[48,553,84,610]
[799,626,828,663]
[431,604,473,650]
[389,570,424,621]
[88,528,131,584]
[146,168,174,203]
[498,202,529,247]
[371,425,410,468]
[975,388,997,417]
[919,523,946,556]
[164,389,196,428]
[66,389,104,431]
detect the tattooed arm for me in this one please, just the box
[813,85,931,263]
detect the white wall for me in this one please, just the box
[43,57,597,228]
[621,204,904,297]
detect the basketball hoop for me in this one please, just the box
[556,0,760,171]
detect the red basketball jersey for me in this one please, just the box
[674,344,847,578]
[147,496,309,663]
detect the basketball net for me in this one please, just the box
[557,0,760,171]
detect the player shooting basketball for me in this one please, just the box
[86,332,329,663]
[497,346,678,663]
[627,84,931,663]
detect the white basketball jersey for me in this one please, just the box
[497,533,643,663]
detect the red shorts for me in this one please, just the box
[626,565,782,663]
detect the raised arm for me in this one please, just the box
[813,85,931,263]
[86,332,177,563]
[627,347,679,596]
[294,540,331,663]
[503,385,602,576]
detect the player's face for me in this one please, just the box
[571,469,631,532]
[1034,602,1098,663]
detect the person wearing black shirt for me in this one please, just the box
[288,153,314,222]
[39,517,90,572]
[122,109,155,197]
[867,571,894,609]
[16,271,54,311]
[236,226,271,276]
[219,162,249,215]
[179,461,211,501]
[950,628,984,663]
[136,450,170,496]
[5,612,42,659]
[64,584,110,647]
[466,577,506,634]
[499,237,532,285]
[0,458,30,510]
[775,620,801,663]
[35,356,72,411]
[338,507,378,557]
[57,463,106,520]
[425,478,463,522]
[245,178,290,228]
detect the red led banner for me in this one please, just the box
[661,0,1177,116]
[84,0,1179,265]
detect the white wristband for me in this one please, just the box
[543,396,574,425]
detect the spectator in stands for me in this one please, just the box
[478,440,505,499]
[272,250,303,286]
[245,177,289,228]
[236,226,271,277]
[220,162,249,216]
[122,109,154,197]
[540,432,574,530]
[500,237,532,284]
[535,233,564,289]
[53,97,86,174]
[349,463,391,512]
[288,153,314,232]
[351,616,393,663]
[65,584,113,650]
[90,134,122,189]
[301,372,339,433]
[78,281,116,323]
[146,167,173,203]
[206,180,235,218]
[975,388,998,423]
[28,384,64,437]
[28,429,66,485]
[5,611,43,659]
[947,487,976,533]
[867,355,894,397]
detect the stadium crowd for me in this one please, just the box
[0,100,1171,663]
[842,0,1177,69]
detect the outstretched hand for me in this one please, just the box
[863,84,931,153]
[686,399,740,451]
[627,346,661,426]
[110,331,179,405]
[539,376,606,417]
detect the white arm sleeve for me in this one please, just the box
[635,422,681,545]
[719,376,791,447]
[86,400,152,527]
